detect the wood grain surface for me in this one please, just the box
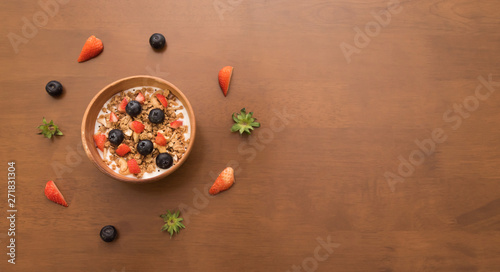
[1,0,500,271]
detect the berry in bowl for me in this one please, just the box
[81,76,196,183]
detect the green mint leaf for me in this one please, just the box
[231,108,260,135]
[38,118,63,139]
[160,210,185,238]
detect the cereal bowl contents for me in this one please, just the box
[95,86,190,178]
[82,76,196,183]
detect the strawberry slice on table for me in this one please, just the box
[169,120,183,129]
[93,133,106,151]
[77,35,103,62]
[156,94,168,108]
[218,66,233,97]
[115,144,131,157]
[45,180,68,207]
[136,93,145,104]
[130,121,145,133]
[209,167,235,195]
[118,98,128,113]
[155,132,167,146]
[109,112,119,123]
[128,159,141,174]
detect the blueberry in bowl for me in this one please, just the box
[126,100,142,117]
[137,140,154,156]
[108,129,124,146]
[149,108,165,124]
[156,153,173,169]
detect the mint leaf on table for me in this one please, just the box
[160,210,185,238]
[37,117,63,139]
[231,108,260,135]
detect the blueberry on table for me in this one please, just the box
[137,140,154,155]
[100,225,117,242]
[149,33,166,50]
[108,129,124,145]
[148,108,165,124]
[45,80,63,97]
[126,100,142,117]
[156,153,173,169]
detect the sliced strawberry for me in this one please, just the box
[156,94,168,108]
[77,35,103,63]
[109,112,119,123]
[209,167,235,195]
[218,66,233,97]
[130,121,145,133]
[93,133,106,151]
[118,97,128,113]
[45,180,68,207]
[169,120,183,129]
[115,144,131,157]
[128,159,141,174]
[136,93,145,104]
[155,132,167,146]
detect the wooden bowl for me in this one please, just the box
[81,76,196,183]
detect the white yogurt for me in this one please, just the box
[93,86,191,179]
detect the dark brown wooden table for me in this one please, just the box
[2,0,500,271]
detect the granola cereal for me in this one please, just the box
[93,86,191,179]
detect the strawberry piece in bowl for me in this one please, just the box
[93,133,106,151]
[156,94,168,108]
[130,121,145,133]
[115,144,131,157]
[169,120,183,129]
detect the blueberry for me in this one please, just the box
[149,33,166,50]
[126,100,142,117]
[148,108,165,124]
[100,225,117,242]
[45,80,63,97]
[137,140,154,155]
[156,153,173,169]
[108,129,124,146]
